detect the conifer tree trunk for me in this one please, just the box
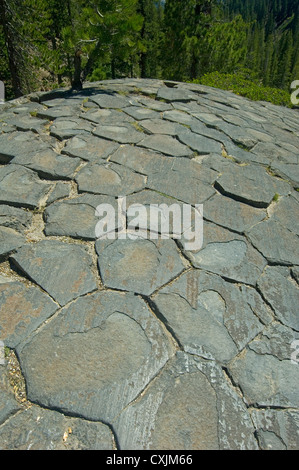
[0,0,24,97]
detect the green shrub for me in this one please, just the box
[190,70,293,108]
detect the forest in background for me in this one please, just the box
[0,0,298,106]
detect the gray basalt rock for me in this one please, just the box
[96,237,186,295]
[10,240,98,306]
[75,161,146,196]
[0,78,298,450]
[17,290,175,422]
[114,352,258,450]
[0,165,51,209]
[0,405,115,450]
[0,280,58,348]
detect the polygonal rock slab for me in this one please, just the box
[11,149,81,180]
[151,270,272,362]
[251,408,299,450]
[0,365,21,424]
[215,164,291,208]
[0,165,51,209]
[147,167,215,204]
[157,86,199,102]
[228,348,299,408]
[181,221,267,286]
[49,117,93,140]
[246,219,299,265]
[96,237,186,295]
[271,195,299,235]
[177,130,223,155]
[109,144,170,175]
[62,134,119,162]
[257,266,299,330]
[89,92,131,109]
[137,134,193,157]
[139,118,186,136]
[10,240,98,306]
[204,193,266,233]
[0,131,52,163]
[0,405,115,450]
[0,281,58,348]
[0,227,25,258]
[75,162,146,196]
[93,123,144,144]
[17,291,175,422]
[122,106,160,121]
[44,193,119,240]
[114,352,258,450]
[81,107,134,125]
[0,205,33,233]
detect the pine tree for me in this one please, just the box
[0,0,29,96]
[138,0,164,78]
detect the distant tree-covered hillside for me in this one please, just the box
[0,0,298,105]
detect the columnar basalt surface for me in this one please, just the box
[0,79,298,450]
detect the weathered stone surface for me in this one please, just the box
[89,92,131,109]
[215,163,291,208]
[152,270,271,361]
[0,405,115,450]
[181,221,267,286]
[114,352,258,450]
[0,227,25,258]
[147,167,215,204]
[11,240,98,306]
[251,409,299,450]
[122,105,160,121]
[1,79,299,450]
[0,365,21,424]
[96,237,185,295]
[75,161,146,196]
[109,144,169,174]
[0,165,51,209]
[11,149,81,180]
[204,193,266,233]
[49,117,93,140]
[0,205,33,233]
[0,281,58,348]
[62,134,119,162]
[162,109,197,126]
[3,114,48,133]
[17,291,174,422]
[44,194,119,240]
[271,195,299,234]
[228,348,299,408]
[270,161,299,186]
[137,134,194,157]
[257,266,299,330]
[93,122,144,144]
[246,219,299,265]
[177,130,223,154]
[157,86,199,102]
[36,106,78,120]
[0,131,52,163]
[248,322,299,361]
[46,182,71,204]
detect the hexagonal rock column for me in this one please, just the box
[96,237,186,296]
[16,291,175,423]
[0,405,115,450]
[114,352,259,450]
